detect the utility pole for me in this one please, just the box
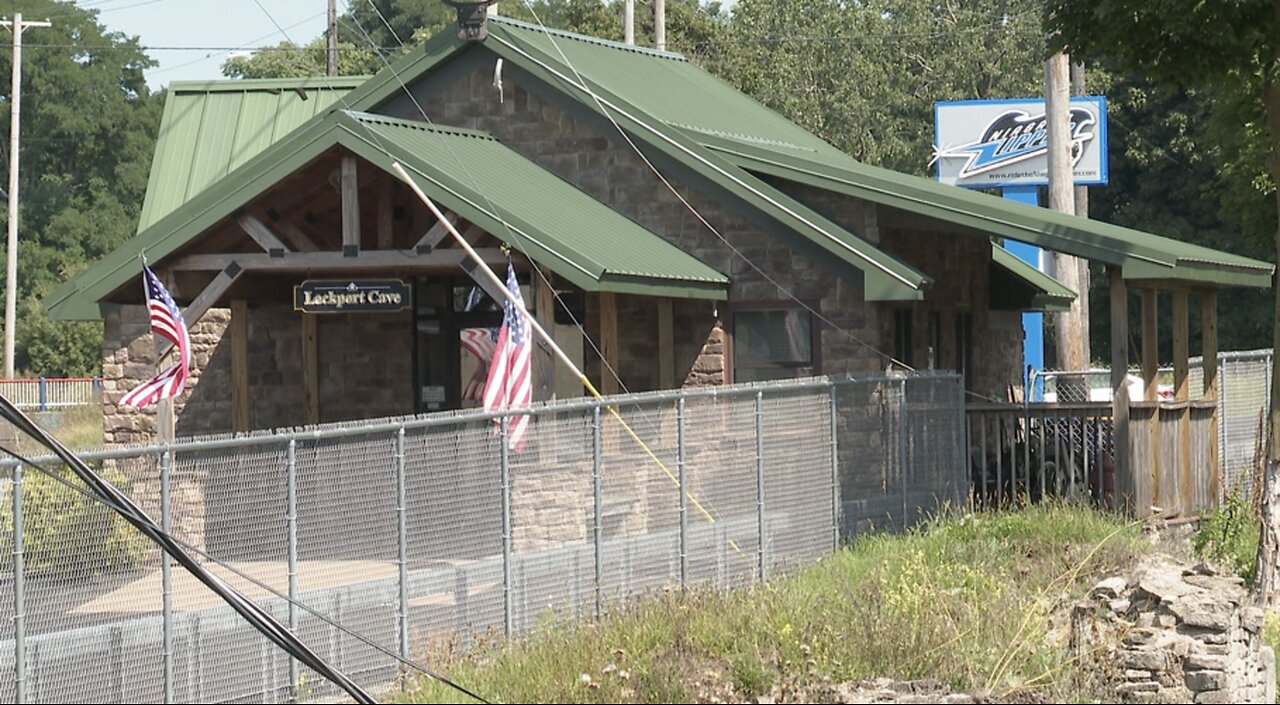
[1,14,50,380]
[624,0,635,45]
[1045,48,1086,370]
[326,0,337,76]
[654,0,665,51]
[1070,62,1091,366]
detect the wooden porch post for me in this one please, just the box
[1141,288,1159,506]
[658,298,675,389]
[302,313,320,425]
[533,272,555,402]
[599,292,619,395]
[231,300,250,433]
[1109,267,1132,512]
[1173,290,1191,516]
[1202,290,1220,506]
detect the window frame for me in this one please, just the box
[725,301,822,384]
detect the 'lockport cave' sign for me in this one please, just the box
[293,279,412,313]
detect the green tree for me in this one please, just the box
[1043,0,1280,600]
[221,36,377,79]
[0,0,161,376]
[712,0,1043,175]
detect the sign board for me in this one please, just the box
[934,97,1108,189]
[293,279,412,314]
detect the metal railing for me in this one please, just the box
[0,372,966,704]
[1037,348,1273,499]
[0,378,101,411]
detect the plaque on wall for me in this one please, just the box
[294,279,412,314]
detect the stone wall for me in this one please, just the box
[101,302,414,445]
[1074,560,1276,704]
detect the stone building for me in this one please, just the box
[47,17,1270,457]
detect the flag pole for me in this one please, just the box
[390,162,732,536]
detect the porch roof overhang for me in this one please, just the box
[989,243,1076,313]
[47,110,730,320]
[698,133,1275,290]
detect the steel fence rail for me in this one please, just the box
[0,372,965,704]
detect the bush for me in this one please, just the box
[1192,486,1259,585]
[0,465,149,578]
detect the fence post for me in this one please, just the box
[395,426,408,677]
[161,447,173,704]
[592,404,603,621]
[36,378,45,413]
[899,378,909,528]
[677,396,687,590]
[500,415,512,637]
[285,439,298,703]
[12,462,24,704]
[829,381,840,549]
[755,390,766,581]
[1216,352,1227,501]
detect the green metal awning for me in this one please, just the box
[696,132,1274,289]
[989,243,1076,313]
[46,110,729,320]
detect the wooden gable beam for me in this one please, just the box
[183,261,244,330]
[264,211,321,252]
[413,211,460,253]
[341,154,360,257]
[237,214,289,256]
[169,249,510,272]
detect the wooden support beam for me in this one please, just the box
[599,292,619,396]
[237,214,289,255]
[231,300,250,433]
[377,179,394,250]
[1202,290,1220,506]
[170,248,509,273]
[181,262,243,333]
[341,154,360,257]
[1141,289,1158,402]
[266,213,321,252]
[1172,289,1191,516]
[658,298,674,389]
[302,313,320,425]
[413,211,460,253]
[533,272,555,402]
[1109,267,1132,513]
[1140,288,1160,509]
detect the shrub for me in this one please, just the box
[0,465,149,578]
[1192,486,1259,585]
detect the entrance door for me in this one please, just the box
[414,278,503,413]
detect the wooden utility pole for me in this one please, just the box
[624,0,635,45]
[654,0,666,51]
[1070,62,1091,366]
[326,0,337,76]
[1046,49,1086,370]
[1,14,50,380]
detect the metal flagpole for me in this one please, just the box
[389,161,734,537]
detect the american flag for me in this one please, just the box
[459,327,497,402]
[481,261,532,451]
[120,265,191,408]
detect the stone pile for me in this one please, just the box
[1073,560,1275,703]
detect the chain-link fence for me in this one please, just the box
[0,372,965,704]
[1037,348,1272,498]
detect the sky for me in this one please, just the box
[77,0,733,90]
[75,0,334,89]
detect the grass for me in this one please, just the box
[7,403,104,455]
[400,503,1148,704]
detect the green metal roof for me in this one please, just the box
[350,16,1270,291]
[47,111,728,320]
[138,76,366,232]
[698,132,1274,289]
[347,18,932,302]
[990,243,1076,313]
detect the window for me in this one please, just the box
[927,312,941,370]
[955,311,974,390]
[731,308,815,382]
